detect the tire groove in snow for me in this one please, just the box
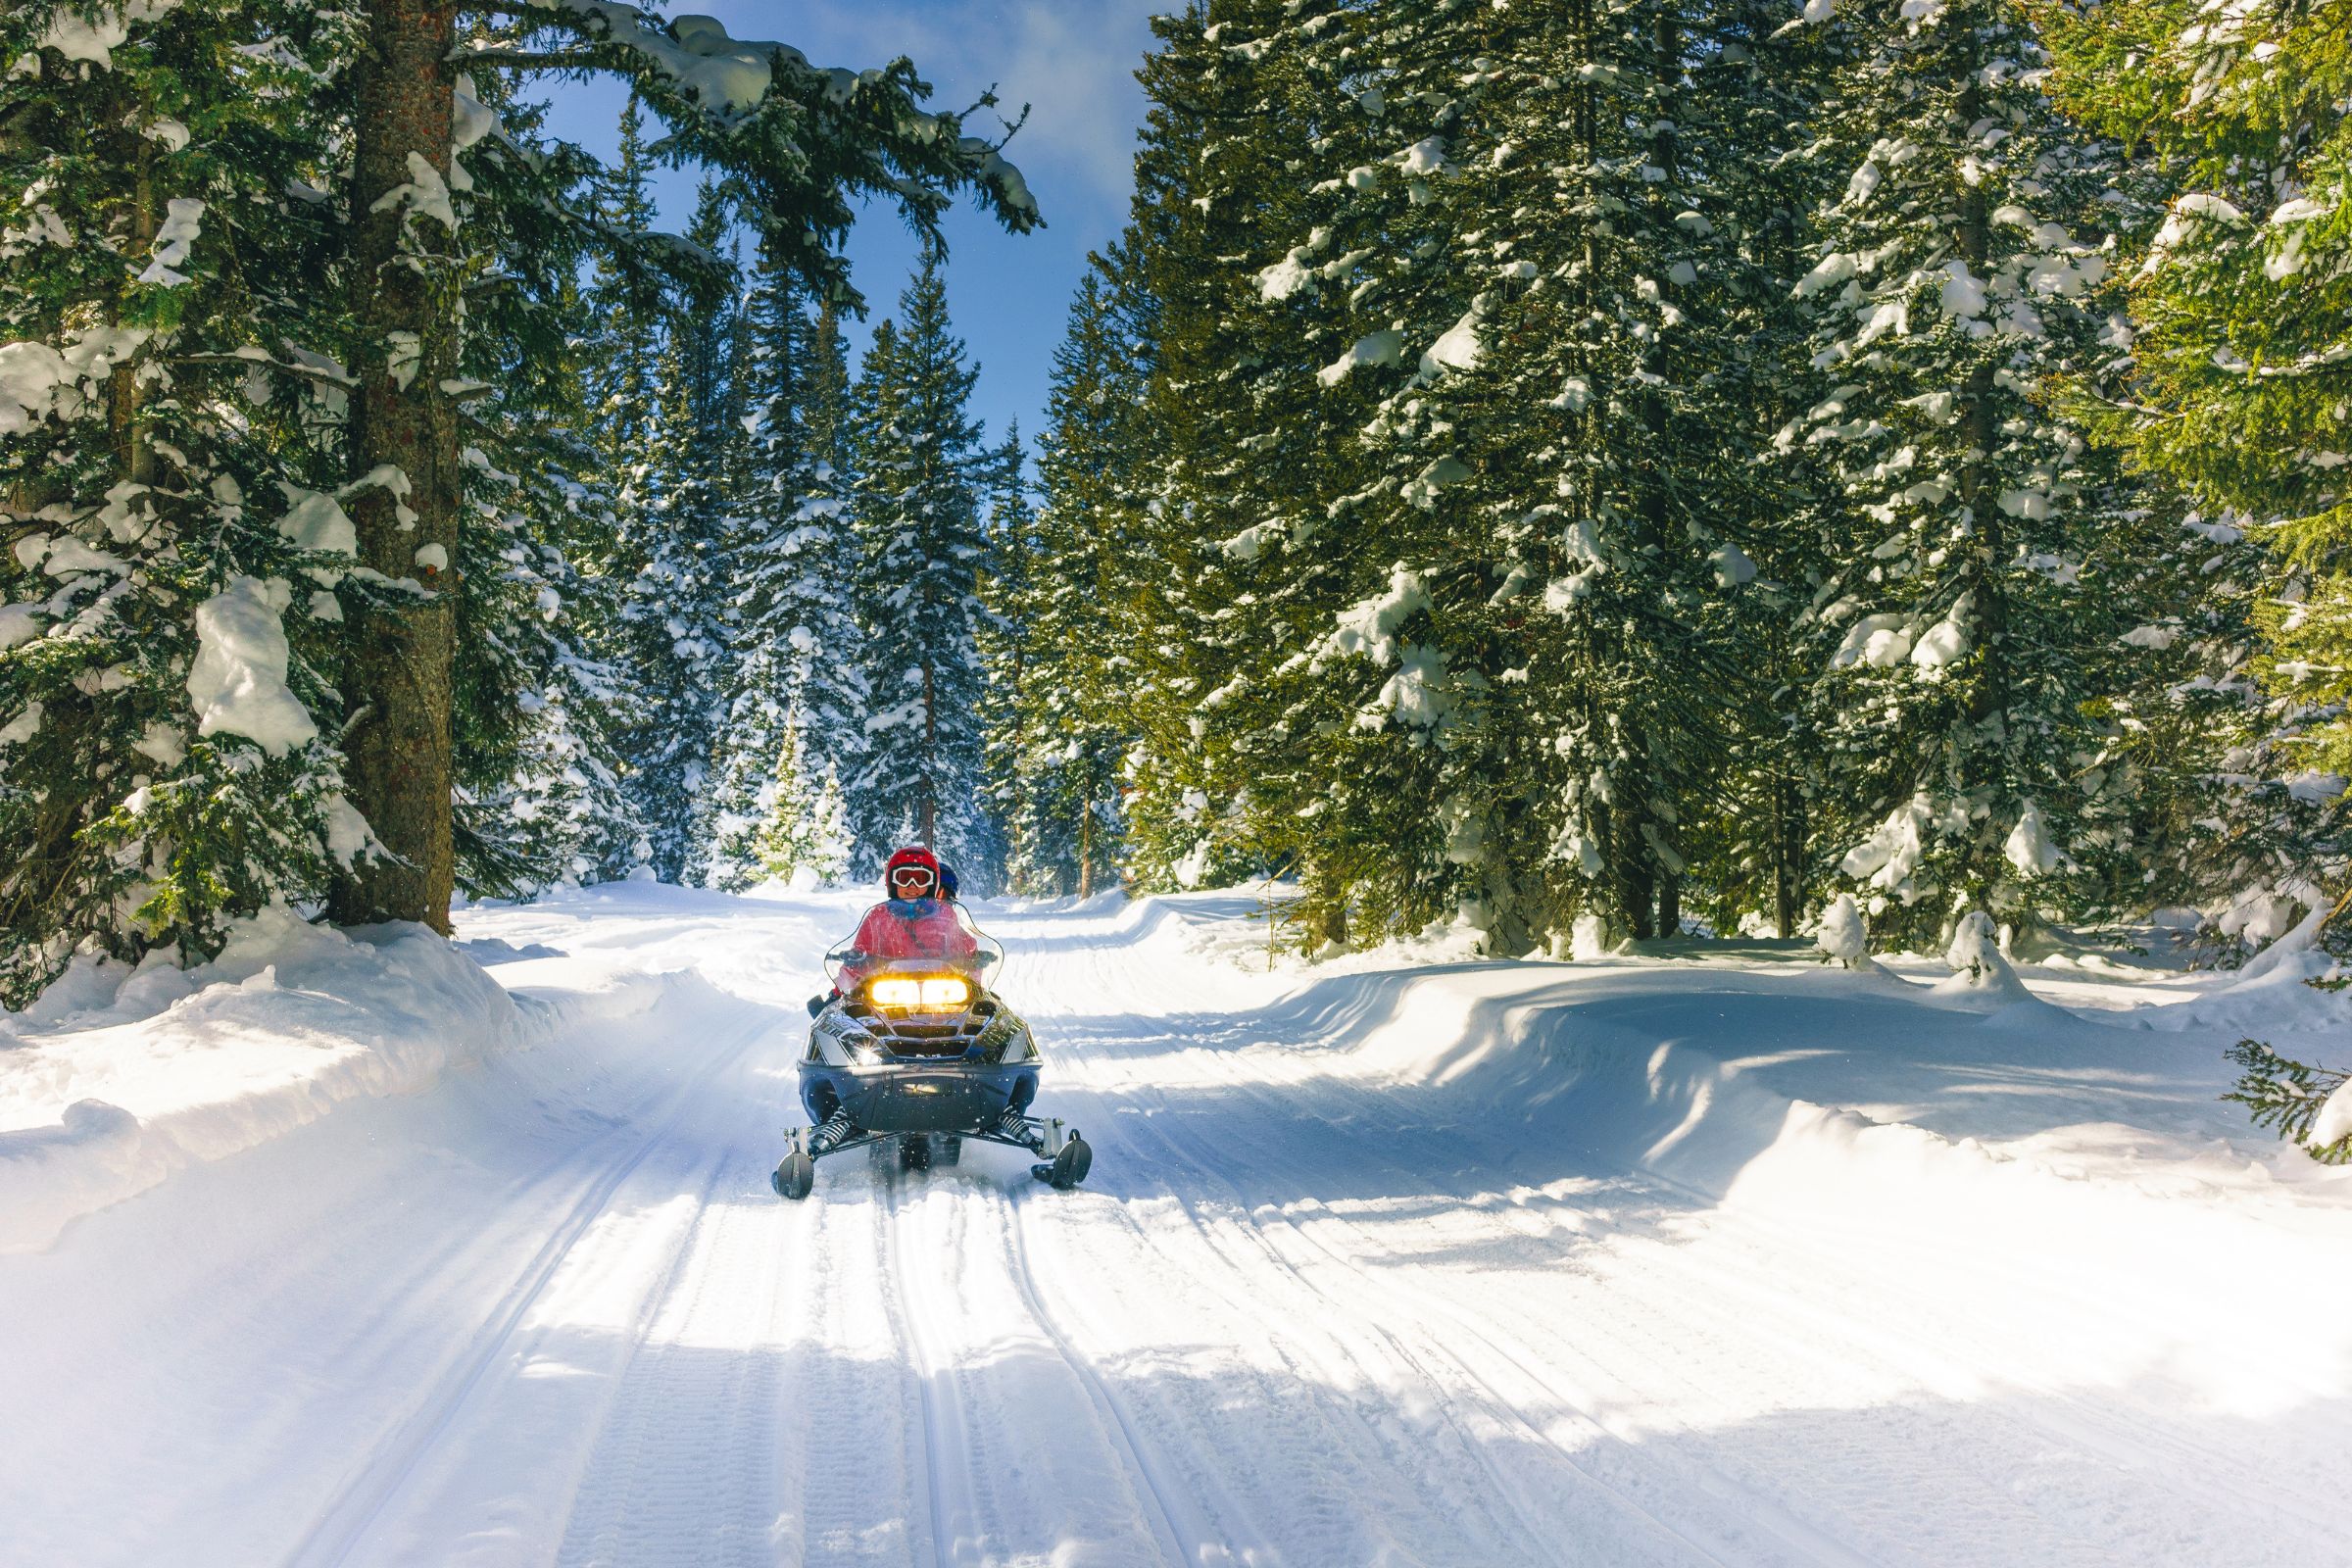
[877,1165,971,1568]
[1054,937,1731,1558]
[1048,1034,1722,1568]
[1136,986,2331,1555]
[997,1193,1205,1567]
[1033,931,1687,1566]
[552,1141,803,1568]
[278,1006,772,1568]
[1085,1033,1896,1567]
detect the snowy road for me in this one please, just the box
[6,888,2350,1567]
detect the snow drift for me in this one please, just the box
[0,906,520,1253]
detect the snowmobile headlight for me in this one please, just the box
[867,976,971,1012]
[869,978,922,1008]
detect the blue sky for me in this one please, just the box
[536,1,1163,455]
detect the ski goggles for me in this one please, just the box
[890,866,937,894]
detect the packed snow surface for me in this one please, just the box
[3,884,2348,1566]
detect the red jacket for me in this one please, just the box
[842,898,977,989]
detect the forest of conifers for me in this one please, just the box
[0,0,2344,1009]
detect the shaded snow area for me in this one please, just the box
[4,886,2349,1566]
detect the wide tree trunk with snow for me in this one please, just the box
[332,0,462,930]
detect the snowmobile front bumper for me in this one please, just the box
[798,1057,1037,1135]
[776,1115,1077,1164]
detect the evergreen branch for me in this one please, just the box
[171,353,360,388]
[456,49,602,72]
[2225,1040,2352,1163]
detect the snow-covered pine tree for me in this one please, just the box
[702,267,870,889]
[980,425,1042,891]
[619,182,737,885]
[582,94,666,555]
[0,0,370,1004]
[1169,0,1766,950]
[843,257,995,879]
[990,262,1148,898]
[749,712,852,889]
[1112,1,1333,911]
[2042,0,2350,943]
[1425,0,1759,946]
[442,79,644,896]
[2039,0,2349,1150]
[1786,0,2181,948]
[1673,1,1850,941]
[956,426,1025,891]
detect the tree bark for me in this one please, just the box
[918,661,938,846]
[330,0,461,931]
[1620,856,1656,941]
[1773,777,1804,939]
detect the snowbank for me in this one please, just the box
[1126,886,2352,1232]
[0,887,771,1256]
[0,906,523,1254]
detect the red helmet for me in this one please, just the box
[883,845,941,898]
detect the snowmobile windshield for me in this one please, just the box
[824,902,1003,991]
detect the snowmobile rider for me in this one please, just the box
[832,847,979,998]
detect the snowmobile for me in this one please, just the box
[769,912,1092,1200]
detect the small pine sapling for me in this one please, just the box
[2226,1040,2352,1164]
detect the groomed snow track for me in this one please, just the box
[4,886,2348,1567]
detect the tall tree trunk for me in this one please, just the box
[1620,855,1657,941]
[331,0,460,930]
[918,661,938,845]
[1952,38,2012,920]
[1774,777,1804,939]
[111,126,157,489]
[1077,806,1093,901]
[1656,870,1681,940]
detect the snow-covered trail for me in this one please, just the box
[6,887,2349,1567]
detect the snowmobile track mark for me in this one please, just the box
[1000,1191,1203,1568]
[1034,943,1759,1566]
[1125,1043,1899,1567]
[1054,925,2311,1565]
[278,1010,771,1568]
[876,1176,977,1568]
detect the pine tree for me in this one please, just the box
[844,257,995,879]
[981,427,1042,891]
[619,182,737,884]
[750,714,853,888]
[2038,0,2351,1152]
[1787,0,2182,948]
[584,95,666,517]
[1113,1,1328,913]
[995,265,1148,898]
[2042,0,2351,939]
[445,81,644,896]
[704,271,871,888]
[0,0,366,1004]
[1676,2,1849,941]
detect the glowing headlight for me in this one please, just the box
[866,976,971,1011]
